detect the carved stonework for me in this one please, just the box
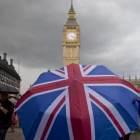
[0,53,21,90]
[63,1,80,66]
[123,76,140,92]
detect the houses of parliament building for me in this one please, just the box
[123,76,140,92]
[0,53,21,91]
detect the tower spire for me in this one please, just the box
[65,0,78,24]
[69,0,75,13]
[63,0,80,66]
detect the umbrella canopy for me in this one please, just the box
[0,83,19,94]
[8,95,18,105]
[15,63,139,140]
[8,94,18,100]
[9,97,17,105]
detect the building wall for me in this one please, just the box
[63,3,80,66]
[0,53,21,91]
[123,76,140,92]
[63,26,80,66]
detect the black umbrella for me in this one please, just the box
[0,83,19,94]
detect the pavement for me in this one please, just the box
[5,128,24,140]
[5,127,140,140]
[129,129,140,140]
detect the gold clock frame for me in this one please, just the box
[66,30,77,42]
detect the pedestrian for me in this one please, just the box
[118,96,140,140]
[10,110,16,132]
[15,112,20,128]
[0,91,14,140]
[133,98,140,117]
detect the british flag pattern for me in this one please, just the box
[15,63,139,140]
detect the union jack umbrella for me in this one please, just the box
[15,63,139,140]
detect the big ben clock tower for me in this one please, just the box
[63,0,80,66]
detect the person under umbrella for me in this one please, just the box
[133,96,140,125]
[8,96,17,133]
[10,109,16,133]
[0,91,14,140]
[120,94,140,140]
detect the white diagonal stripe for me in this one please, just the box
[66,88,74,140]
[51,70,66,78]
[44,101,66,140]
[79,65,97,77]
[34,89,67,140]
[85,84,138,96]
[86,86,130,137]
[16,87,68,111]
[84,86,95,140]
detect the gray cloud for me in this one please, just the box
[0,0,140,92]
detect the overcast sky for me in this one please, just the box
[0,0,140,94]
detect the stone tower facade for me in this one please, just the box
[0,53,21,90]
[63,0,80,66]
[123,75,140,92]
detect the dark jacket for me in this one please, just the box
[137,99,140,115]
[0,99,14,129]
[135,99,140,115]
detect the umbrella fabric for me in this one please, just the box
[0,83,19,94]
[9,97,17,105]
[15,63,139,140]
[8,95,18,100]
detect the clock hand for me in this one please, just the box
[70,35,75,38]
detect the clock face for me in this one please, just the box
[67,32,76,41]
